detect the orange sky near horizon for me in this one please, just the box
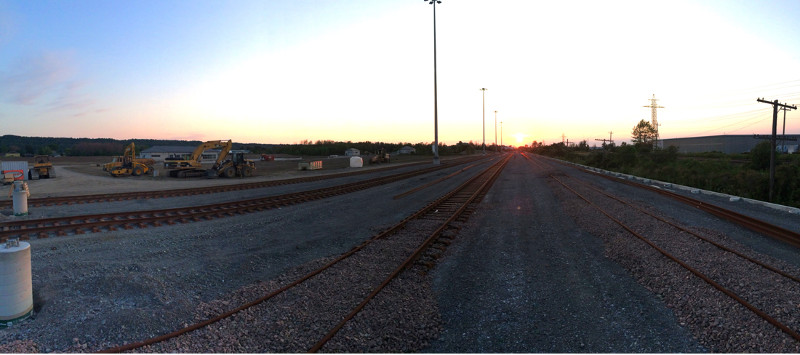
[1,1,799,148]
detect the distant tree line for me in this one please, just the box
[250,140,483,157]
[0,135,204,156]
[0,135,484,158]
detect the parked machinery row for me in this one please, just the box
[163,140,256,178]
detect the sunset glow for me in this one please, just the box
[1,1,798,146]
[513,133,527,147]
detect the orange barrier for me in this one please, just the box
[2,169,24,181]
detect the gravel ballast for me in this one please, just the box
[1,153,799,352]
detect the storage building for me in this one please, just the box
[661,134,799,154]
[140,146,221,163]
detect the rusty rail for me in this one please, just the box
[98,154,510,353]
[0,158,486,241]
[550,173,800,343]
[1,156,486,209]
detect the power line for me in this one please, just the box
[757,98,797,202]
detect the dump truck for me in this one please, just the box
[28,155,55,180]
[103,143,155,177]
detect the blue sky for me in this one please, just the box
[1,0,799,146]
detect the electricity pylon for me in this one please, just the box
[644,94,664,147]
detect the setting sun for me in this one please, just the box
[513,133,528,146]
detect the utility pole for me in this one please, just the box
[562,133,565,145]
[494,110,498,152]
[500,121,503,150]
[595,131,615,147]
[780,106,790,151]
[426,0,443,165]
[644,94,664,148]
[480,88,488,154]
[757,98,797,202]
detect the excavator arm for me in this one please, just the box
[210,140,233,170]
[187,140,231,164]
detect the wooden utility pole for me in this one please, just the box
[757,98,796,202]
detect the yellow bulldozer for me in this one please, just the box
[28,155,55,180]
[103,143,155,177]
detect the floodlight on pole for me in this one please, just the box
[480,88,487,154]
[426,0,442,165]
[494,110,498,152]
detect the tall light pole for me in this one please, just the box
[480,88,487,154]
[500,121,503,151]
[494,110,498,152]
[427,0,442,165]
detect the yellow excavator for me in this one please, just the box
[103,143,155,177]
[164,140,255,178]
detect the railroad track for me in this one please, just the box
[99,153,512,352]
[0,157,483,209]
[546,169,800,345]
[0,156,492,241]
[522,152,800,248]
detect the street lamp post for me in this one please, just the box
[427,0,442,165]
[480,88,487,154]
[494,110,498,152]
[500,121,503,151]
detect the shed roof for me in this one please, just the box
[141,146,196,154]
[141,146,223,154]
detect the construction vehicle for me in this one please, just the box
[369,148,390,164]
[212,151,256,178]
[164,140,255,178]
[28,155,55,180]
[103,143,155,177]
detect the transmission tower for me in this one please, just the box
[595,131,614,146]
[643,94,664,146]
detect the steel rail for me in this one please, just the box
[98,155,509,353]
[551,174,800,343]
[535,154,800,248]
[393,161,482,199]
[309,153,511,352]
[563,174,800,284]
[1,156,486,209]
[0,159,482,241]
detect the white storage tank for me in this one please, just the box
[0,239,33,326]
[349,156,363,168]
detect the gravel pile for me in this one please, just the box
[553,174,800,352]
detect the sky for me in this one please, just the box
[1,0,799,147]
